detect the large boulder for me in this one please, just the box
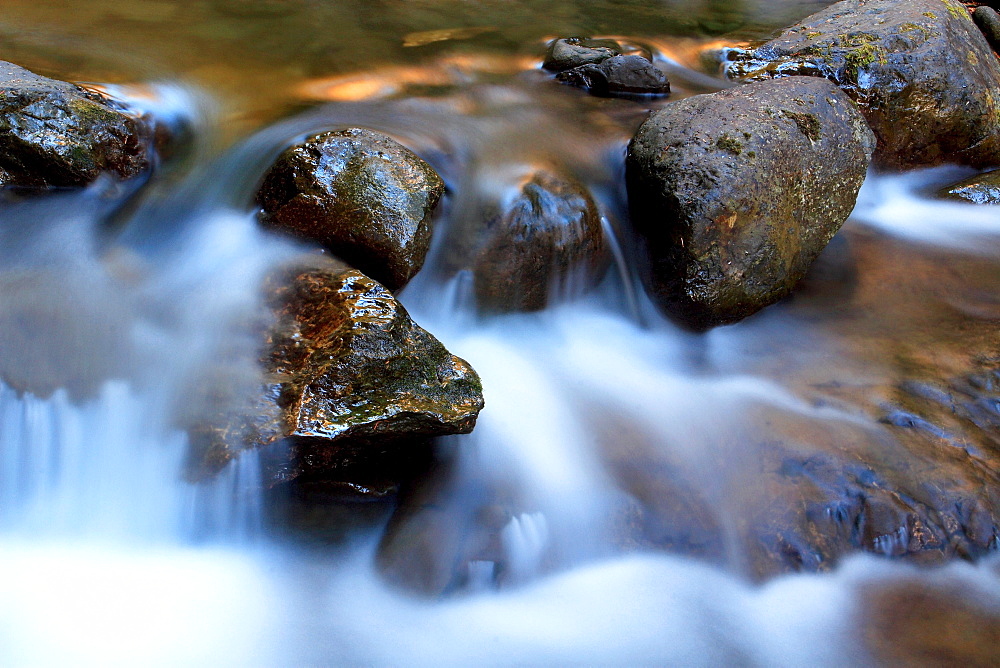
[626,76,874,329]
[470,169,609,313]
[727,0,1000,170]
[256,128,445,292]
[190,258,484,486]
[0,60,153,189]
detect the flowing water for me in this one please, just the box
[1,0,1000,665]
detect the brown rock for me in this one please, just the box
[257,128,445,292]
[190,258,484,486]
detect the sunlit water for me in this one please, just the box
[0,2,999,664]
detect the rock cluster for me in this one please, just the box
[544,37,669,97]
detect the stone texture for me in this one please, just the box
[626,76,874,329]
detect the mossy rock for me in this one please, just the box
[0,60,153,189]
[626,76,874,329]
[727,0,1000,170]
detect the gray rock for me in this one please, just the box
[937,168,1000,204]
[626,76,874,329]
[557,55,670,97]
[257,128,445,292]
[542,37,622,72]
[727,0,1000,170]
[0,60,153,189]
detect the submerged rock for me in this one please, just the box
[257,128,445,292]
[556,55,670,98]
[936,168,1000,204]
[727,0,1000,169]
[862,579,1000,666]
[0,60,153,190]
[626,76,874,329]
[190,258,484,486]
[471,169,609,313]
[542,37,622,72]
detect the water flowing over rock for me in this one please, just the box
[0,60,153,190]
[256,128,445,291]
[470,168,609,313]
[190,258,484,487]
[726,0,1000,170]
[937,168,1000,204]
[626,76,874,329]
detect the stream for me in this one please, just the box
[0,0,999,665]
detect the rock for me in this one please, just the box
[471,169,609,312]
[256,128,445,292]
[0,60,153,189]
[625,76,874,329]
[974,6,1000,52]
[726,0,1000,170]
[936,168,1000,204]
[542,37,622,72]
[189,258,484,486]
[556,55,670,97]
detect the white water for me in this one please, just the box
[0,81,999,665]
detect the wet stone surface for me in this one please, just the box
[189,258,484,488]
[936,168,1000,204]
[257,127,445,292]
[0,60,153,190]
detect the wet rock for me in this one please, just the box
[190,258,484,486]
[626,76,874,329]
[256,128,445,292]
[471,169,609,313]
[0,60,153,190]
[726,0,1000,169]
[936,168,1000,204]
[556,55,670,97]
[542,37,622,72]
[974,6,1000,52]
